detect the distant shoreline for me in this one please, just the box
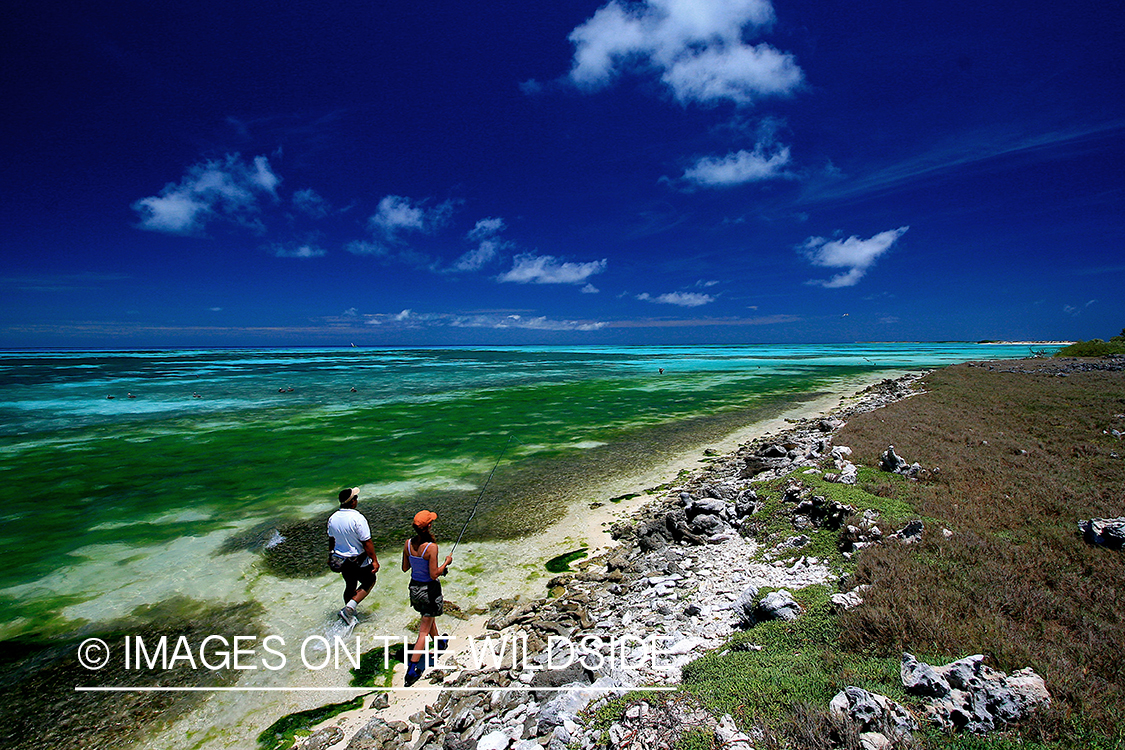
[977,340,1074,345]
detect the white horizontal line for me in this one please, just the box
[75,685,675,693]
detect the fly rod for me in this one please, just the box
[450,434,518,556]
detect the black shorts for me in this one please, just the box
[409,580,443,617]
[342,557,377,589]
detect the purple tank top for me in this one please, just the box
[407,541,433,582]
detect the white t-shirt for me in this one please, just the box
[327,508,371,558]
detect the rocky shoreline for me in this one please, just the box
[292,369,1059,750]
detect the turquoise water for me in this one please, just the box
[0,343,1049,638]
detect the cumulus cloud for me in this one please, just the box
[568,0,802,106]
[453,241,503,272]
[498,254,608,285]
[637,291,716,307]
[453,217,509,272]
[133,154,280,235]
[368,195,455,241]
[801,226,909,288]
[683,141,792,186]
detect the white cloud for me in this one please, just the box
[133,154,280,235]
[498,254,608,285]
[802,226,909,288]
[362,309,606,331]
[661,43,802,105]
[453,239,504,272]
[368,196,455,240]
[458,314,606,331]
[272,243,326,258]
[453,217,509,272]
[568,0,801,106]
[292,188,329,218]
[1063,300,1098,316]
[637,291,715,306]
[133,192,210,235]
[467,217,506,241]
[683,142,792,186]
[581,283,600,294]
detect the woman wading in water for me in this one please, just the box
[401,510,452,685]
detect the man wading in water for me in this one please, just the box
[401,510,452,686]
[327,487,380,627]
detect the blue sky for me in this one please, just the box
[2,0,1122,347]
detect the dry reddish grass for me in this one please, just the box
[833,362,1125,739]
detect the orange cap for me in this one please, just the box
[413,510,437,528]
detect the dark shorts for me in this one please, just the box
[409,580,443,617]
[342,557,377,590]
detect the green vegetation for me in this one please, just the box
[256,695,365,750]
[1054,327,1125,356]
[736,466,916,573]
[681,587,906,736]
[675,727,720,750]
[545,547,588,573]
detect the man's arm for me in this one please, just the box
[364,538,379,572]
[327,535,336,551]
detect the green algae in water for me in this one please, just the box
[0,350,867,627]
[0,597,264,750]
[257,696,366,750]
[545,548,588,573]
[350,642,405,688]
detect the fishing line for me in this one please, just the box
[450,434,519,556]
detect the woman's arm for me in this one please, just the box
[401,540,410,573]
[427,544,452,579]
